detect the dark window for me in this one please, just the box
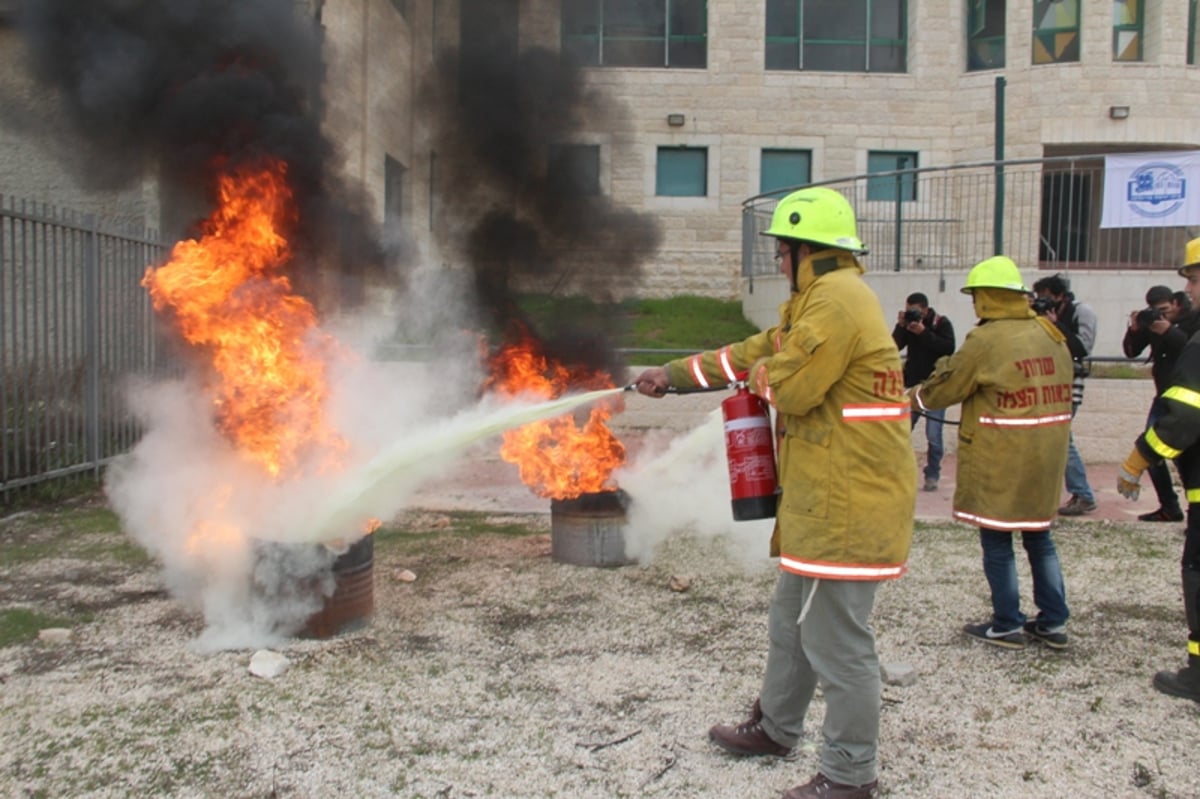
[385,155,406,233]
[561,0,707,68]
[866,151,917,202]
[1032,0,1080,64]
[656,147,707,196]
[760,150,812,195]
[548,144,601,196]
[967,0,1005,71]
[1192,0,1200,65]
[765,0,906,73]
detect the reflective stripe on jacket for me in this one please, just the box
[666,249,915,580]
[1136,327,1200,502]
[914,294,1073,530]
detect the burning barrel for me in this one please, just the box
[550,489,633,567]
[303,535,375,638]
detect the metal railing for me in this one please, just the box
[742,155,1195,278]
[1,196,173,498]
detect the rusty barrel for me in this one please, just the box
[550,489,633,568]
[302,535,375,638]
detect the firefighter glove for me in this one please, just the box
[1117,448,1151,501]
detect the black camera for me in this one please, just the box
[1136,307,1164,328]
[903,308,924,324]
[1031,296,1056,316]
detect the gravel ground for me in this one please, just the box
[2,500,1199,799]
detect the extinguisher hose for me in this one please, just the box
[623,382,738,395]
[912,408,960,426]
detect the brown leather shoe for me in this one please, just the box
[782,772,880,799]
[708,699,791,757]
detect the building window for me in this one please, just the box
[656,147,707,196]
[866,151,917,202]
[561,0,707,69]
[760,149,812,195]
[1191,0,1200,64]
[1113,0,1143,61]
[1032,0,1080,64]
[765,0,907,73]
[384,155,405,233]
[548,144,601,196]
[967,0,1005,71]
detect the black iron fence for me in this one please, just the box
[742,155,1195,279]
[1,196,172,498]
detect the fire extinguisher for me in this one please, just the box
[721,383,778,521]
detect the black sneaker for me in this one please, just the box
[963,622,1025,649]
[1023,621,1069,649]
[1137,508,1184,522]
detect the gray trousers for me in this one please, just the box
[758,573,881,786]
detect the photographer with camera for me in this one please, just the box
[1122,285,1193,522]
[1032,274,1099,516]
[892,292,956,491]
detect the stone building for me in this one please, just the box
[5,1,1200,307]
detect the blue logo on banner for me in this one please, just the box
[1126,161,1187,218]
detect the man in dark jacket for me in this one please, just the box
[1123,285,1190,522]
[893,292,956,491]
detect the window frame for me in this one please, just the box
[764,0,908,73]
[1032,0,1081,65]
[966,0,1006,71]
[561,0,708,69]
[1112,0,1143,62]
[866,151,918,203]
[655,146,708,197]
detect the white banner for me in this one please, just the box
[1101,151,1200,228]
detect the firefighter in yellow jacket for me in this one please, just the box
[633,187,915,799]
[1116,237,1200,703]
[912,256,1074,650]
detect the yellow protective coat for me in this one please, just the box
[666,250,915,580]
[912,288,1073,529]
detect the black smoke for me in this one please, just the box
[422,44,661,377]
[12,0,386,310]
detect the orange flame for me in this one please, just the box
[484,326,624,500]
[143,158,341,478]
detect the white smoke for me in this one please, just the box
[103,269,628,651]
[616,410,775,569]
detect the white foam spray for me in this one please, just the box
[616,409,774,569]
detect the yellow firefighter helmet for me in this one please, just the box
[1179,237,1200,276]
[961,255,1029,294]
[761,187,866,253]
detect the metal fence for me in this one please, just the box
[742,155,1195,280]
[1,196,172,498]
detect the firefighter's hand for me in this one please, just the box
[748,357,773,404]
[1117,448,1151,501]
[631,367,670,397]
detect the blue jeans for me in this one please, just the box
[979,528,1070,632]
[910,409,944,481]
[1065,402,1094,503]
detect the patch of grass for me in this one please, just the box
[1089,362,1152,379]
[517,294,760,366]
[0,607,77,648]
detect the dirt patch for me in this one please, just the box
[1,508,1198,798]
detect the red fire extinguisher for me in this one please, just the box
[721,383,778,521]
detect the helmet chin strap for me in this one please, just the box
[789,241,803,291]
